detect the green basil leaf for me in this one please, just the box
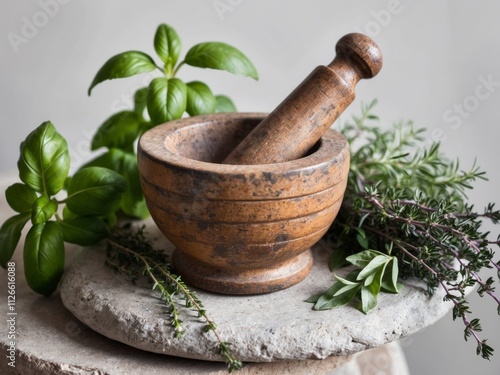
[88,51,158,95]
[66,167,128,216]
[62,206,77,221]
[104,212,118,228]
[154,23,182,68]
[91,111,142,151]
[64,176,72,191]
[147,77,187,125]
[60,216,109,246]
[24,221,64,296]
[81,149,149,219]
[0,212,31,268]
[185,42,258,80]
[186,81,216,116]
[18,121,70,196]
[5,183,37,213]
[215,95,237,113]
[134,87,149,118]
[80,148,123,171]
[140,121,154,133]
[31,196,58,225]
[117,151,149,218]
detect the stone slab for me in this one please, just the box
[0,244,408,374]
[59,219,451,363]
[0,176,411,374]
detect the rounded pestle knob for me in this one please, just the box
[223,33,382,165]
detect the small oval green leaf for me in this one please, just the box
[17,121,70,196]
[147,77,187,125]
[360,285,378,313]
[356,232,369,249]
[381,257,402,293]
[31,196,58,225]
[5,183,38,213]
[0,212,31,268]
[24,221,65,296]
[185,42,258,80]
[88,51,158,95]
[356,255,390,280]
[91,111,142,151]
[154,23,182,68]
[313,280,361,311]
[60,216,109,246]
[215,95,237,113]
[186,81,216,116]
[346,249,385,268]
[66,167,128,216]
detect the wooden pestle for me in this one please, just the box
[223,33,382,165]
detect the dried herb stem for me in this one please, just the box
[105,225,243,372]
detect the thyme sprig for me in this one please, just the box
[105,224,243,372]
[313,100,499,360]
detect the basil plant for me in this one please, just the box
[1,122,127,295]
[85,23,258,219]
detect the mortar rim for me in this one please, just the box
[138,112,349,175]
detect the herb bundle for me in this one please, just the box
[309,100,500,359]
[105,224,242,371]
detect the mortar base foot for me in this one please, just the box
[172,249,313,295]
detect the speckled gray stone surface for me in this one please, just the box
[0,246,408,375]
[59,219,450,363]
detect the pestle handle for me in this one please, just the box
[223,33,382,165]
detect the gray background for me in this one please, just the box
[1,1,499,374]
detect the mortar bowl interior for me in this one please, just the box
[138,113,350,294]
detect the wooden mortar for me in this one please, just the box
[138,33,381,294]
[138,113,349,294]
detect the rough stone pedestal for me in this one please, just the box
[0,255,408,374]
[59,219,450,364]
